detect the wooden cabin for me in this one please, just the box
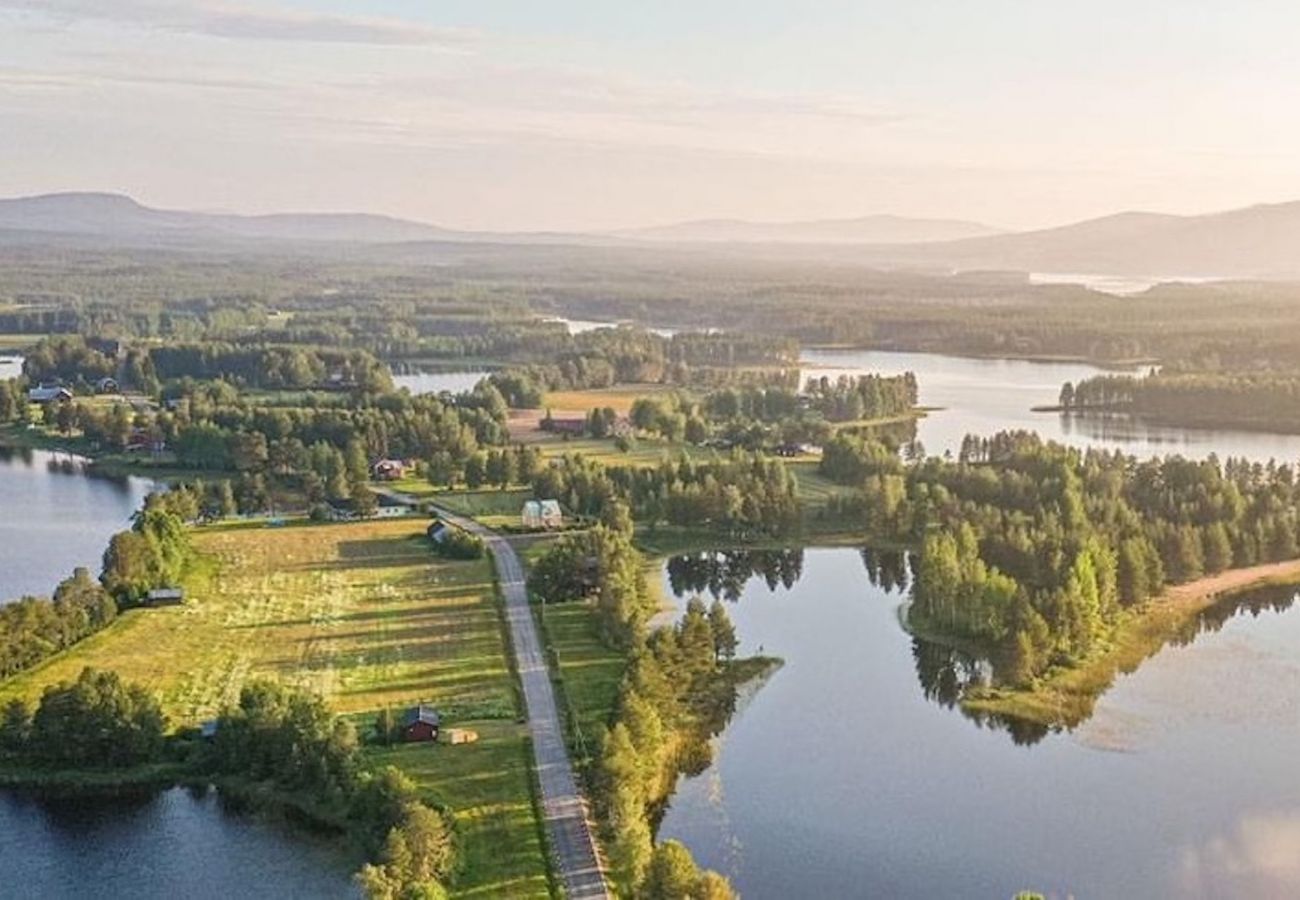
[402,704,440,743]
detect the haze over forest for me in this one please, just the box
[9,190,1300,279]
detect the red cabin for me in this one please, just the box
[403,704,440,742]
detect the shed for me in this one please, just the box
[95,376,120,394]
[427,520,450,543]
[376,493,415,517]
[403,704,440,742]
[199,720,219,741]
[146,587,185,606]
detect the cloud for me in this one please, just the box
[0,0,473,47]
[1177,811,1300,897]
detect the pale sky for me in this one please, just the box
[3,0,1300,231]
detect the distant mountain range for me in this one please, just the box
[7,191,1300,279]
[0,192,456,244]
[616,214,1003,244]
[866,202,1300,278]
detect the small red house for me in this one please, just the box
[403,704,440,742]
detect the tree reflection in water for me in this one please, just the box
[664,548,1300,746]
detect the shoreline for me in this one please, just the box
[962,557,1300,729]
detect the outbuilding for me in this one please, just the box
[402,704,440,742]
[146,587,185,606]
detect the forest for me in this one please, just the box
[9,238,1300,375]
[1062,370,1300,433]
[823,429,1300,684]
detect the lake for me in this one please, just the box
[391,368,490,396]
[0,446,155,604]
[545,316,678,337]
[657,548,1300,899]
[0,787,356,899]
[801,348,1300,464]
[1027,272,1226,296]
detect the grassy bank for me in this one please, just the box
[0,518,553,898]
[963,558,1300,729]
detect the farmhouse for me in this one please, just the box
[372,458,407,481]
[522,499,563,529]
[543,416,586,436]
[28,385,73,404]
[402,704,440,742]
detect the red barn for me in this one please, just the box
[402,704,440,742]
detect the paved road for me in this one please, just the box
[431,505,610,899]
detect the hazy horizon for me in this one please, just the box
[6,1,1300,231]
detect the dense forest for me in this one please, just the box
[1062,370,1300,433]
[823,430,1300,684]
[9,238,1300,373]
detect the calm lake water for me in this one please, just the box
[391,368,490,395]
[0,446,155,604]
[802,348,1300,464]
[0,787,356,899]
[658,548,1300,899]
[546,316,677,337]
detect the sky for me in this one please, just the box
[3,0,1300,231]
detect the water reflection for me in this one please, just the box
[664,548,1300,745]
[0,447,155,602]
[0,786,355,897]
[666,549,804,601]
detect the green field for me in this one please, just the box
[0,518,551,897]
[536,603,623,767]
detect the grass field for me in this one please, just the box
[0,333,41,350]
[542,384,676,416]
[0,518,551,897]
[536,603,624,760]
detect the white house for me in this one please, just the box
[522,499,563,529]
[376,493,416,518]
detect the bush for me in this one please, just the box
[429,522,485,560]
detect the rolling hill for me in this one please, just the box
[619,214,1003,244]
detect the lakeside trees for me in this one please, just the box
[207,682,456,898]
[0,667,166,768]
[534,451,801,538]
[1062,370,1300,433]
[824,430,1300,684]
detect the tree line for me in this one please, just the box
[1,487,197,682]
[526,514,739,898]
[1061,370,1300,433]
[823,429,1300,685]
[0,674,456,898]
[533,452,802,538]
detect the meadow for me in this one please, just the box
[0,518,552,897]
